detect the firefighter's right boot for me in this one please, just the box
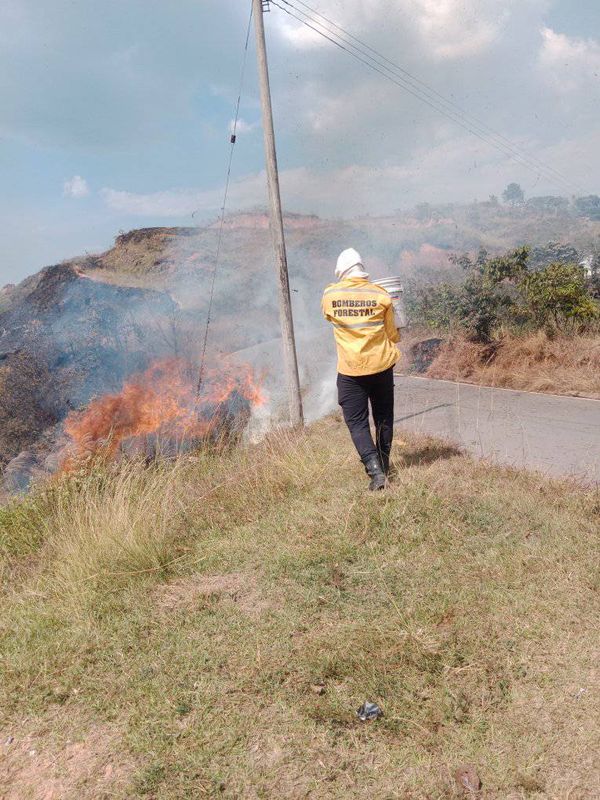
[364,456,386,491]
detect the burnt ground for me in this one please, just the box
[0,263,178,490]
[0,221,334,495]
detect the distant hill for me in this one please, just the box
[22,201,599,295]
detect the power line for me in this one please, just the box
[273,0,564,190]
[275,0,577,193]
[196,1,254,397]
[271,0,584,195]
[275,0,580,193]
[286,0,582,194]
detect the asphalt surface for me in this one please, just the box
[394,376,600,484]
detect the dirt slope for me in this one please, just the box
[0,263,176,473]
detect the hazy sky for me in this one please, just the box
[1,0,599,282]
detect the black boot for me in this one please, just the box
[364,456,386,491]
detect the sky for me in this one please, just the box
[1,0,599,283]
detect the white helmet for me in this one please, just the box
[335,248,369,280]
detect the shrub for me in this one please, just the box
[521,263,600,330]
[405,282,463,332]
[409,248,599,341]
[409,248,529,342]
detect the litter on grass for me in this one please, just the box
[356,701,383,721]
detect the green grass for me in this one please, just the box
[1,418,599,798]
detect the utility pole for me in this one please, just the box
[252,0,304,427]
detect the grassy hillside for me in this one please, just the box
[1,418,599,798]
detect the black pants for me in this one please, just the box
[337,367,394,467]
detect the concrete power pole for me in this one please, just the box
[252,0,304,427]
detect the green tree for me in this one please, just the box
[529,241,580,271]
[502,183,525,206]
[413,248,530,342]
[484,246,529,284]
[455,247,529,341]
[405,282,462,331]
[521,263,599,329]
[410,248,599,340]
[526,195,569,216]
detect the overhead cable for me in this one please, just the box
[287,0,582,194]
[271,0,584,195]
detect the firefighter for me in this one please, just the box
[321,248,400,490]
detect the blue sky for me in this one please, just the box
[1,0,599,283]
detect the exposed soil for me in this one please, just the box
[0,714,131,800]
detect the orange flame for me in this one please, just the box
[62,359,264,468]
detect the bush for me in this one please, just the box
[405,282,462,332]
[521,263,599,330]
[409,248,599,341]
[409,248,529,342]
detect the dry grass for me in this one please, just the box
[1,418,600,798]
[427,330,600,398]
[153,572,273,619]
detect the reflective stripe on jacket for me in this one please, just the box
[321,277,400,376]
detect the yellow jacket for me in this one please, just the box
[321,277,400,376]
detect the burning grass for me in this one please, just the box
[426,330,600,398]
[1,418,600,798]
[62,358,265,468]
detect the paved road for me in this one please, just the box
[394,376,600,483]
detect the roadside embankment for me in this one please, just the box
[1,417,599,798]
[403,330,600,399]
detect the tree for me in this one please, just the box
[417,248,530,342]
[574,195,600,220]
[502,183,525,206]
[526,195,569,216]
[529,242,580,271]
[484,247,529,284]
[411,247,599,340]
[455,247,529,341]
[405,282,462,332]
[521,263,599,329]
